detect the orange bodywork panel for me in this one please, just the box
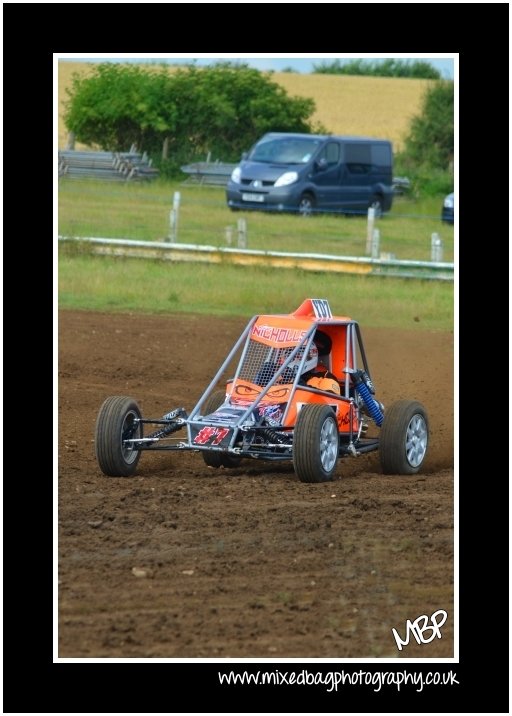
[224,300,361,435]
[284,387,358,433]
[227,378,293,405]
[250,312,355,382]
[250,315,312,348]
[227,380,358,434]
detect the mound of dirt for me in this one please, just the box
[58,309,454,658]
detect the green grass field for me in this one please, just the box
[58,62,454,332]
[58,179,454,331]
[58,248,453,331]
[58,180,453,263]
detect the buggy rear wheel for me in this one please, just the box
[293,404,339,483]
[379,400,429,474]
[201,390,242,468]
[95,396,142,476]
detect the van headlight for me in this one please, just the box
[274,171,298,187]
[231,167,241,183]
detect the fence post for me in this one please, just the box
[371,228,380,258]
[366,207,375,254]
[237,218,247,248]
[225,226,233,245]
[168,191,181,242]
[431,232,443,262]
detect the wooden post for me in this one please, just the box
[237,218,247,248]
[366,207,375,254]
[371,228,380,258]
[168,192,181,242]
[431,233,443,262]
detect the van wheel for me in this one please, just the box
[298,193,315,217]
[369,195,383,217]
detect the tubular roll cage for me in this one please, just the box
[126,315,379,460]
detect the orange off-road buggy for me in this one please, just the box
[95,298,429,483]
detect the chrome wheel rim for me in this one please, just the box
[405,414,428,467]
[121,410,140,464]
[299,199,313,216]
[320,417,338,472]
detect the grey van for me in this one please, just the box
[226,132,393,216]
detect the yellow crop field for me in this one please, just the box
[58,61,430,151]
[276,73,429,150]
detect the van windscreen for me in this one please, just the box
[250,137,322,164]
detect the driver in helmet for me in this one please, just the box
[303,345,341,395]
[284,342,340,395]
[256,343,318,386]
[285,342,319,380]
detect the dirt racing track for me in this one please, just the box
[58,309,454,658]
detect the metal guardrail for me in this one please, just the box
[180,161,236,186]
[58,236,454,281]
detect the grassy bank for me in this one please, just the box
[58,251,453,332]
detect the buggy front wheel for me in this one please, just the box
[293,404,339,483]
[95,396,142,476]
[379,400,429,474]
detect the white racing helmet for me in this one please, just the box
[288,342,319,376]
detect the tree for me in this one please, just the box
[178,63,317,160]
[64,62,320,172]
[403,80,454,171]
[64,64,173,152]
[313,58,441,79]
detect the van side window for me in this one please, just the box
[318,142,340,166]
[372,144,391,167]
[345,143,372,174]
